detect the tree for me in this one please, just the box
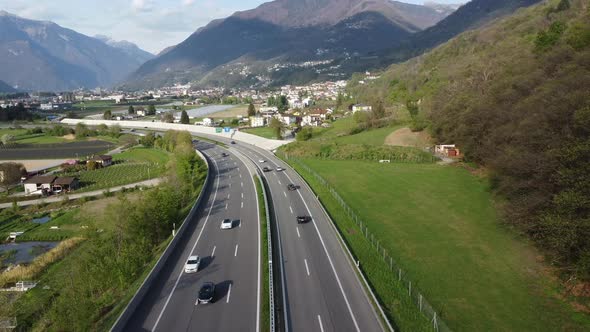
[296,127,313,141]
[336,92,345,110]
[128,105,135,115]
[103,110,112,120]
[247,103,256,117]
[180,110,190,124]
[147,104,156,116]
[140,132,156,147]
[161,111,175,123]
[1,134,14,145]
[0,162,27,192]
[108,124,122,138]
[268,118,285,140]
[75,123,90,138]
[86,160,98,171]
[372,100,386,119]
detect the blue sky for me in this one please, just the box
[0,0,464,54]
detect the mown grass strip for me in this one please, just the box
[254,175,271,332]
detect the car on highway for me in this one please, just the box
[287,184,299,191]
[262,166,271,172]
[197,282,215,304]
[297,215,311,224]
[276,167,284,172]
[230,141,236,144]
[184,255,201,273]
[221,218,233,230]
[221,152,228,157]
[258,159,265,163]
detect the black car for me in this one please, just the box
[230,141,236,144]
[297,216,311,224]
[221,152,228,157]
[262,166,271,172]
[287,184,300,191]
[197,282,215,304]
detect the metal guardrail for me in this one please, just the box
[110,149,212,332]
[257,169,276,332]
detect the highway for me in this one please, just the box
[229,142,386,332]
[123,141,261,332]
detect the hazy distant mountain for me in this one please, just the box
[95,35,154,64]
[0,11,148,91]
[0,79,16,93]
[122,0,454,90]
[423,2,464,17]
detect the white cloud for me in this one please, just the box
[183,0,195,6]
[132,0,152,12]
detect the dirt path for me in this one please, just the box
[384,127,432,148]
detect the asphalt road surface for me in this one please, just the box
[123,141,261,332]
[229,142,386,332]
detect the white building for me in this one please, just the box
[352,104,372,113]
[203,118,213,127]
[250,116,266,128]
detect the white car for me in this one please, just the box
[259,159,266,163]
[276,167,284,172]
[184,255,201,273]
[221,219,233,230]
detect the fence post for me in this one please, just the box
[409,281,412,297]
[419,294,423,312]
[399,268,401,281]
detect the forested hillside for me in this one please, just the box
[349,0,590,279]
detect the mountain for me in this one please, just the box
[350,0,590,280]
[0,79,17,93]
[0,11,147,91]
[95,35,154,64]
[423,2,464,17]
[122,0,455,90]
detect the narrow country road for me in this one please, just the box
[0,178,162,209]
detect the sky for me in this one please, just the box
[0,0,465,54]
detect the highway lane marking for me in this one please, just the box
[241,193,244,199]
[283,191,287,198]
[225,203,228,210]
[318,315,325,332]
[289,206,293,214]
[241,201,244,209]
[229,183,232,188]
[152,155,222,332]
[227,283,232,303]
[234,244,239,257]
[296,227,300,238]
[241,182,244,187]
[212,246,216,257]
[304,259,310,276]
[278,180,282,185]
[228,193,231,199]
[240,173,242,178]
[282,170,362,332]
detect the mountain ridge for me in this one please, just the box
[0,12,149,91]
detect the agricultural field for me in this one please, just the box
[0,140,116,160]
[62,148,169,192]
[289,158,590,331]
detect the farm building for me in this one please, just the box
[91,155,113,167]
[435,145,461,157]
[23,175,57,195]
[52,177,80,193]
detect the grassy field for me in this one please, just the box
[113,147,170,164]
[208,104,248,118]
[290,159,590,331]
[255,176,270,332]
[243,127,279,140]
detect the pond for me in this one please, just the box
[0,242,58,265]
[32,216,51,224]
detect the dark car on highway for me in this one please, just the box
[197,282,215,304]
[262,166,271,172]
[287,184,299,191]
[297,216,311,224]
[231,141,236,144]
[221,152,228,157]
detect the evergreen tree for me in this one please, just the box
[180,110,190,124]
[128,105,135,115]
[247,103,256,117]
